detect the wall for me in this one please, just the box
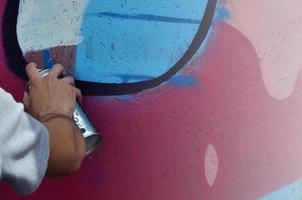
[1,0,302,199]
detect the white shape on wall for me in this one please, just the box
[17,0,89,53]
[204,144,218,187]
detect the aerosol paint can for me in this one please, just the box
[26,69,102,155]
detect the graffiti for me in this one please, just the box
[1,0,302,200]
[3,0,217,95]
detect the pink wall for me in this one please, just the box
[1,0,302,199]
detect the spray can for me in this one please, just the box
[26,69,102,155]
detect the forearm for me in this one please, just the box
[42,116,85,177]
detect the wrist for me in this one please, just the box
[42,113,85,177]
[39,113,74,124]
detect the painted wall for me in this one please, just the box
[1,0,302,199]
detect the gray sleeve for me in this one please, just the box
[0,88,50,195]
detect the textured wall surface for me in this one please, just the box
[1,0,302,199]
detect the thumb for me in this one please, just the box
[23,91,29,110]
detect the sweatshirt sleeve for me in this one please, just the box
[0,88,49,195]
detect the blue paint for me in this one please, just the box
[115,95,133,101]
[91,12,201,24]
[194,2,227,58]
[116,74,155,83]
[214,3,230,21]
[260,180,302,200]
[85,0,208,19]
[168,75,198,87]
[195,3,225,57]
[116,74,198,87]
[214,6,230,21]
[99,94,134,102]
[75,0,210,84]
[43,49,53,69]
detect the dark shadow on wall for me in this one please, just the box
[2,0,217,95]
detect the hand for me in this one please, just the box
[23,63,82,121]
[24,63,85,177]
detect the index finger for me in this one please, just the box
[26,63,42,85]
[48,64,66,79]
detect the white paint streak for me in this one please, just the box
[17,0,89,53]
[204,144,218,187]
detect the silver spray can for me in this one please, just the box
[27,69,102,155]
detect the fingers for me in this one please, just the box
[62,77,81,103]
[23,91,29,109]
[74,88,83,104]
[63,77,82,103]
[62,76,75,87]
[26,63,42,86]
[48,64,66,79]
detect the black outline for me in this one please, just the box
[2,0,217,95]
